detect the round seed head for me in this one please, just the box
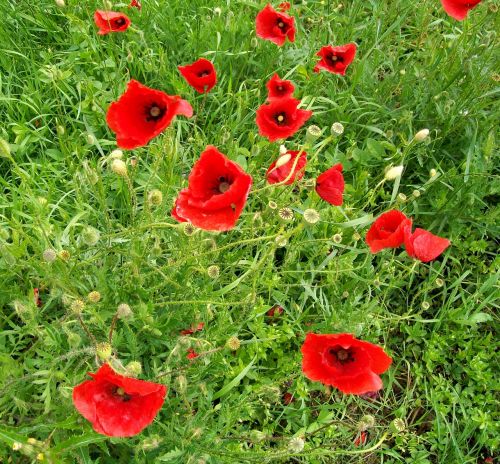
[42,248,57,263]
[303,209,320,224]
[288,437,305,453]
[226,336,241,351]
[117,303,133,319]
[96,342,113,361]
[148,189,163,206]
[207,265,220,279]
[331,122,344,136]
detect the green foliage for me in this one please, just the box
[0,0,498,463]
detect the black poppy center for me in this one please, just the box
[146,103,166,122]
[114,18,126,27]
[327,346,355,366]
[198,70,211,78]
[328,54,344,66]
[113,387,132,402]
[274,112,287,125]
[215,176,233,194]
[277,19,289,33]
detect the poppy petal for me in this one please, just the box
[404,228,450,262]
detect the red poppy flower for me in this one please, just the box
[180,322,205,336]
[266,304,284,317]
[256,4,296,46]
[354,431,368,447]
[366,210,411,253]
[72,363,166,437]
[315,164,344,206]
[129,0,141,9]
[278,2,291,12]
[172,146,252,231]
[301,333,392,395]
[403,226,450,263]
[187,348,199,360]
[106,80,193,149]
[178,58,217,94]
[266,150,307,185]
[313,44,357,76]
[94,10,131,35]
[440,0,482,20]
[256,98,312,142]
[266,73,295,100]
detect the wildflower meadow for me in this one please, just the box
[0,0,498,463]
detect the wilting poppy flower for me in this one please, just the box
[354,431,368,447]
[187,348,199,360]
[315,164,344,206]
[366,210,410,253]
[106,80,193,149]
[440,0,482,20]
[283,392,294,404]
[256,4,296,46]
[266,150,307,185]
[301,333,392,395]
[129,0,141,9]
[72,363,166,437]
[94,10,131,35]
[403,226,450,262]
[314,44,357,76]
[266,73,295,100]
[180,322,205,336]
[278,2,291,12]
[178,58,217,94]
[256,98,312,142]
[266,304,284,317]
[172,146,252,232]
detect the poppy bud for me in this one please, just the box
[331,122,344,136]
[413,128,429,142]
[279,144,288,155]
[67,332,81,348]
[207,265,220,279]
[70,299,85,315]
[226,336,241,351]
[0,138,11,158]
[353,232,361,241]
[96,342,113,361]
[86,134,96,145]
[148,189,163,206]
[111,159,128,177]
[384,165,404,181]
[176,375,187,394]
[125,361,142,377]
[275,153,292,168]
[103,0,113,9]
[342,290,349,298]
[358,414,376,431]
[117,303,133,319]
[288,437,305,453]
[110,149,123,159]
[140,436,162,451]
[81,226,100,246]
[303,208,320,224]
[412,189,421,198]
[42,248,57,263]
[429,168,437,178]
[55,0,65,6]
[250,430,267,442]
[56,125,65,135]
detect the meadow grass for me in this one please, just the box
[0,0,498,462]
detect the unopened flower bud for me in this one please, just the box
[55,0,65,6]
[226,336,240,351]
[86,134,96,145]
[111,159,127,177]
[279,144,288,155]
[0,138,11,158]
[67,332,81,348]
[56,125,65,135]
[117,303,133,319]
[176,375,187,393]
[125,361,142,377]
[148,189,163,206]
[384,165,404,181]
[429,168,437,178]
[275,153,292,168]
[110,149,123,160]
[81,226,100,246]
[42,248,57,263]
[250,430,267,443]
[103,0,113,9]
[414,128,429,143]
[96,342,113,361]
[358,415,376,431]
[412,189,421,198]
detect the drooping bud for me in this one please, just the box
[111,159,127,177]
[0,138,11,158]
[413,128,429,143]
[384,165,404,181]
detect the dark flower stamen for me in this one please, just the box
[216,176,232,194]
[114,18,126,27]
[198,70,210,77]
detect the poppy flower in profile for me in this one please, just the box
[106,80,193,149]
[266,150,307,185]
[266,73,295,100]
[256,98,312,142]
[366,210,411,253]
[403,226,450,263]
[354,431,368,447]
[178,58,217,94]
[278,2,291,12]
[94,10,131,35]
[129,0,141,9]
[172,146,252,232]
[187,348,199,360]
[266,304,284,317]
[314,44,357,76]
[256,4,296,46]
[301,333,392,395]
[72,363,166,437]
[315,164,344,206]
[440,0,482,20]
